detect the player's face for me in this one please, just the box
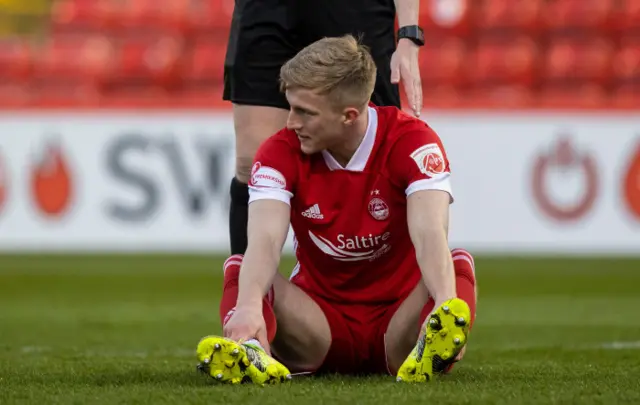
[285,88,350,155]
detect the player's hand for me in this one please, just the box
[223,306,272,356]
[390,39,423,117]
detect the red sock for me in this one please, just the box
[219,254,278,342]
[420,248,478,328]
[450,248,477,327]
[417,249,477,373]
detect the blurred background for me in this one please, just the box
[0,1,639,403]
[0,0,638,108]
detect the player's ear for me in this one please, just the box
[342,107,360,125]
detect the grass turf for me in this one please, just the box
[1,254,639,404]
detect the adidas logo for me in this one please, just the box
[302,204,324,220]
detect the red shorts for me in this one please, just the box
[297,287,434,376]
[288,248,476,375]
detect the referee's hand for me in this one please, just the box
[391,39,423,117]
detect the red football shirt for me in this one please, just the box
[248,106,453,305]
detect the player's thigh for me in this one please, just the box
[270,273,332,373]
[232,105,289,182]
[383,282,431,374]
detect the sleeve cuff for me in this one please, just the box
[405,173,454,203]
[248,186,293,205]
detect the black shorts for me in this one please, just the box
[223,0,400,109]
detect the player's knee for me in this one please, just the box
[235,156,254,184]
[233,106,289,182]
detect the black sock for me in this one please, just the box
[229,177,249,255]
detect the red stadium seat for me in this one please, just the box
[420,0,474,36]
[469,36,539,86]
[467,85,534,107]
[543,37,614,86]
[118,0,161,29]
[476,0,543,32]
[612,38,640,84]
[0,39,32,82]
[0,84,32,107]
[419,37,469,88]
[32,35,115,83]
[538,84,610,108]
[422,84,466,108]
[544,0,614,31]
[183,40,227,83]
[110,35,184,88]
[617,0,640,33]
[101,86,173,107]
[111,0,190,32]
[50,0,118,32]
[33,83,102,106]
[611,84,640,108]
[179,85,226,107]
[188,0,234,33]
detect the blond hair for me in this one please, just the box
[279,35,377,111]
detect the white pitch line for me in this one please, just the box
[598,341,640,350]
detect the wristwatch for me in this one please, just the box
[397,25,425,46]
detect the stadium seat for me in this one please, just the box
[0,39,32,82]
[33,82,102,106]
[0,84,32,107]
[476,0,543,33]
[419,36,468,88]
[469,36,539,86]
[618,0,640,33]
[420,0,474,35]
[611,84,640,108]
[543,0,614,32]
[101,86,173,107]
[422,84,466,108]
[188,0,235,33]
[183,40,226,84]
[50,0,118,32]
[178,84,226,108]
[467,85,534,107]
[110,35,184,88]
[32,35,115,83]
[612,38,640,84]
[538,84,610,108]
[113,0,190,33]
[542,36,614,86]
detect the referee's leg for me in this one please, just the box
[223,3,296,254]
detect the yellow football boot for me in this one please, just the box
[396,298,471,383]
[196,336,292,385]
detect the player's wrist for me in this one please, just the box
[235,296,264,313]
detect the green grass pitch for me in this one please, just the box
[1,254,639,404]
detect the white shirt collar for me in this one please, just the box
[321,106,378,172]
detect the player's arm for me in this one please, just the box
[235,138,297,311]
[236,199,290,309]
[407,190,456,305]
[390,126,456,305]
